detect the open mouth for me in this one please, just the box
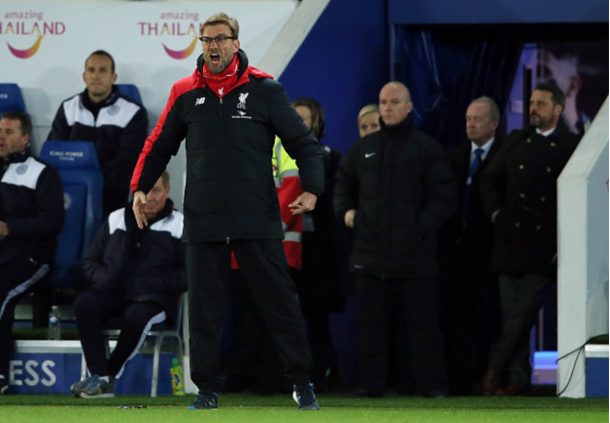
[210,53,220,65]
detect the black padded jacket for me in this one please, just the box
[0,150,64,266]
[131,50,324,244]
[334,117,457,279]
[81,199,186,323]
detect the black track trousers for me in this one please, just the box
[0,258,49,377]
[186,239,312,392]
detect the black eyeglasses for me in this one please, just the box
[198,36,237,46]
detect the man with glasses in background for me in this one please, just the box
[130,12,324,411]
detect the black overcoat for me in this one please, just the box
[480,121,580,275]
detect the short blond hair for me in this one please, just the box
[201,12,239,38]
[358,104,380,125]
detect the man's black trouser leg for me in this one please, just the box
[487,273,551,386]
[187,240,312,392]
[186,243,232,392]
[397,278,449,393]
[0,259,49,378]
[233,240,312,385]
[74,289,123,377]
[355,274,391,394]
[356,274,448,394]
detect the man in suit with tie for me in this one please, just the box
[438,96,503,395]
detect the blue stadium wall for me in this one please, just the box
[279,0,606,155]
[279,0,388,155]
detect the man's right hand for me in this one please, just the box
[344,209,356,228]
[132,191,148,229]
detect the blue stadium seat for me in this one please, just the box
[39,141,104,289]
[116,83,143,105]
[0,83,26,115]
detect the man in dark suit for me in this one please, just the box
[480,83,580,396]
[438,96,503,395]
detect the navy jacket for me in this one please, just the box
[48,86,148,216]
[81,199,186,323]
[0,150,64,266]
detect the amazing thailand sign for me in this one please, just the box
[0,1,295,128]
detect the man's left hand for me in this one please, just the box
[289,191,317,215]
[0,221,9,236]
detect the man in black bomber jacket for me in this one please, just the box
[334,82,456,398]
[70,172,186,399]
[130,13,324,410]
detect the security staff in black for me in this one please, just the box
[0,112,65,394]
[335,82,456,398]
[130,13,324,410]
[480,83,580,396]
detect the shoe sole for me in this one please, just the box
[71,381,90,396]
[79,392,115,399]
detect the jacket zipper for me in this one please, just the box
[220,96,228,244]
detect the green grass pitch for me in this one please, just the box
[0,393,607,423]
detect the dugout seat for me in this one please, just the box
[39,141,104,289]
[116,84,143,105]
[0,83,26,115]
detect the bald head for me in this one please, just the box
[381,82,411,101]
[379,82,413,126]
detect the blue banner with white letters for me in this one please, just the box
[9,353,173,395]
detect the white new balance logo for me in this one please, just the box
[195,97,206,106]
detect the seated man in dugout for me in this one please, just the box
[47,50,149,217]
[0,111,65,395]
[71,171,186,398]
